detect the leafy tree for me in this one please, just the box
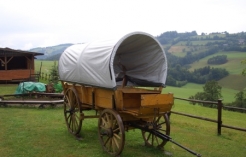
[233,91,246,108]
[242,59,246,76]
[207,55,228,65]
[203,80,222,102]
[49,61,59,84]
[48,61,63,93]
[189,80,222,107]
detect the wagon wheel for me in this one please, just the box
[64,87,82,135]
[142,113,170,149]
[98,109,125,156]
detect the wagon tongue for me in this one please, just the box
[152,130,201,157]
[128,122,201,157]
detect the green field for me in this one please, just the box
[175,40,225,46]
[192,34,226,39]
[35,60,57,74]
[189,51,246,74]
[164,83,238,104]
[0,103,245,157]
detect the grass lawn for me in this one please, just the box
[0,84,18,95]
[0,103,246,157]
[0,82,246,156]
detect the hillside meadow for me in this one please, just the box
[164,83,238,104]
[189,51,246,75]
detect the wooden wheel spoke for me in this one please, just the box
[113,136,120,149]
[108,138,112,151]
[155,135,160,145]
[105,113,111,127]
[64,87,82,135]
[98,109,125,156]
[75,113,80,119]
[156,116,161,122]
[71,116,74,132]
[103,136,110,146]
[158,121,166,126]
[151,134,154,145]
[146,132,151,141]
[142,113,170,148]
[101,117,108,128]
[158,129,167,132]
[113,127,120,133]
[112,120,117,129]
[68,115,72,127]
[100,125,107,131]
[113,132,121,139]
[74,116,79,128]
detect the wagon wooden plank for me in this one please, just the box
[141,94,173,106]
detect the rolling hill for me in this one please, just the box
[30,43,73,60]
[31,31,246,91]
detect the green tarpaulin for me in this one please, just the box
[15,82,46,94]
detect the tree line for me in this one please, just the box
[207,55,228,65]
[166,65,229,87]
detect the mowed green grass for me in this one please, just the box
[0,84,18,95]
[0,81,246,156]
[0,103,246,157]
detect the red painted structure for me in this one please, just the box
[0,47,43,82]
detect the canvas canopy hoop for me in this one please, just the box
[58,32,167,89]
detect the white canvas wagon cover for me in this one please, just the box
[58,32,167,89]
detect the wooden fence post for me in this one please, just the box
[217,99,223,135]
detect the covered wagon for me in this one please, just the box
[58,32,200,156]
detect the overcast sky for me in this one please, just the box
[1,0,246,50]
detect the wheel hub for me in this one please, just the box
[103,128,113,137]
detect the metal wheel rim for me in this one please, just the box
[64,87,82,135]
[142,113,170,148]
[98,109,125,156]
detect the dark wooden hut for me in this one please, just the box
[0,47,43,83]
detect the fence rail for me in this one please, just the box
[173,97,246,135]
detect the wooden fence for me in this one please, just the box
[172,97,246,135]
[39,72,51,81]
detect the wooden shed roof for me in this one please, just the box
[0,47,43,57]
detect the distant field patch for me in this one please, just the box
[189,51,246,75]
[165,83,238,103]
[193,34,226,39]
[35,60,57,74]
[168,46,189,57]
[218,75,246,91]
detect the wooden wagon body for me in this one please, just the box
[59,32,176,156]
[62,82,173,119]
